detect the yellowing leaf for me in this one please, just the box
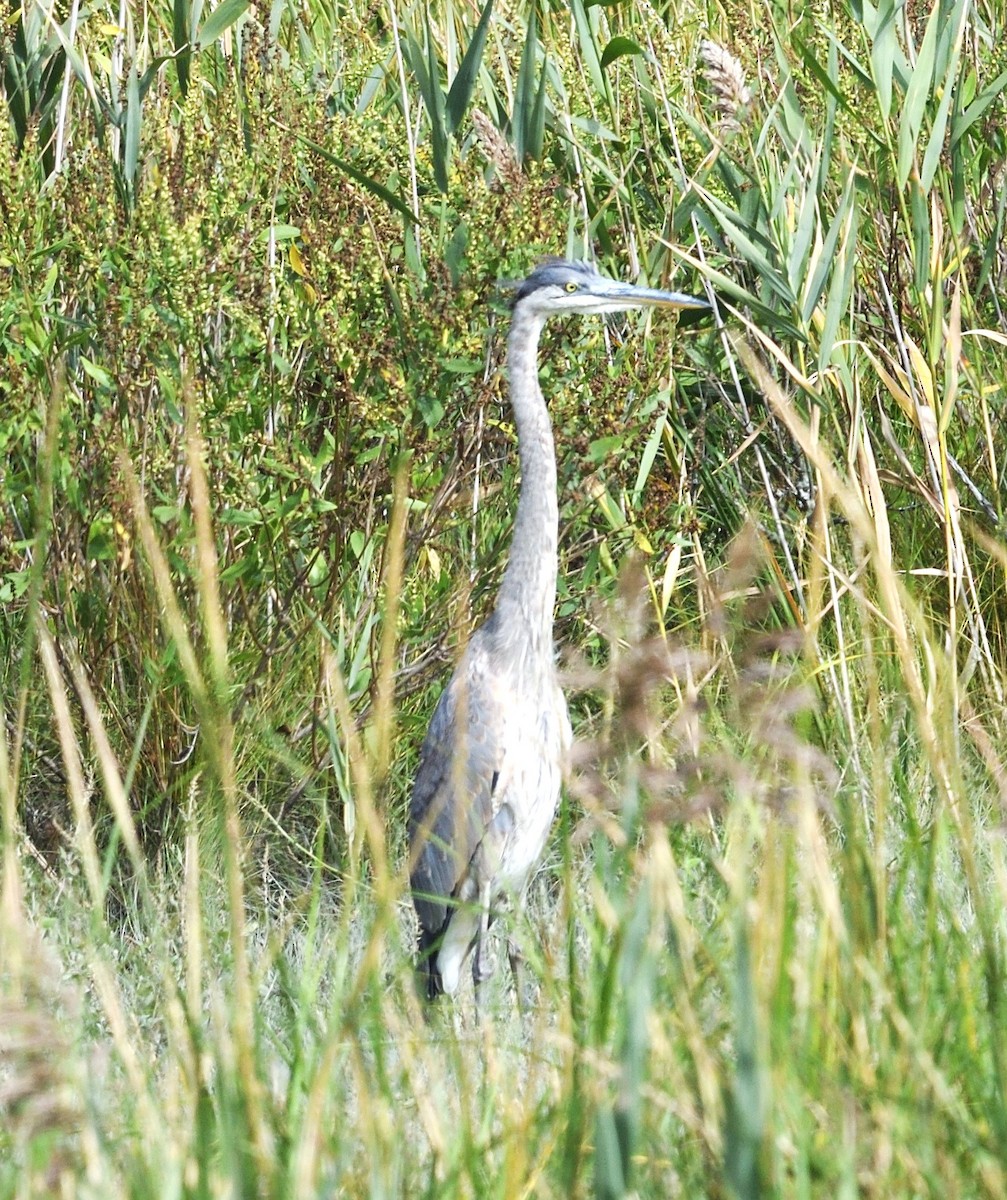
[289,243,307,276]
[631,528,654,555]
[661,541,683,617]
[423,545,442,580]
[906,338,935,408]
[963,329,1007,348]
[864,348,915,424]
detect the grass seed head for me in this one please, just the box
[699,40,753,135]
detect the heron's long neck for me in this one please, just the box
[495,306,557,654]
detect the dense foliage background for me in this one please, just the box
[3,0,1007,1194]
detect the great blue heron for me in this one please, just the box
[409,259,707,1004]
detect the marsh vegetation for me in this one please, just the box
[2,0,1007,1194]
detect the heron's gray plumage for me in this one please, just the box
[409,624,506,943]
[409,259,707,1002]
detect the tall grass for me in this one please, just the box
[3,0,1007,1195]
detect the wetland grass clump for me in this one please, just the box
[3,0,1007,1193]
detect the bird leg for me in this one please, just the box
[507,888,534,1015]
[472,881,495,1012]
[507,935,526,1016]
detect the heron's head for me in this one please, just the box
[510,259,708,318]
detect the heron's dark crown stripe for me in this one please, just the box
[512,258,600,304]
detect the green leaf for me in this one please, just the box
[219,508,261,527]
[417,393,444,429]
[123,58,140,190]
[698,190,797,310]
[527,57,548,161]
[196,0,249,50]
[918,78,953,195]
[86,515,116,562]
[297,136,418,224]
[793,33,849,110]
[825,28,875,91]
[869,0,899,121]
[514,7,540,162]
[910,178,930,291]
[774,73,813,159]
[674,242,803,340]
[173,0,190,94]
[190,0,205,40]
[568,113,620,143]
[588,435,624,463]
[257,223,301,241]
[39,260,58,301]
[949,135,965,235]
[818,194,858,374]
[445,221,468,284]
[951,68,1007,148]
[802,166,857,326]
[440,357,481,374]
[593,486,626,532]
[821,35,839,181]
[723,918,764,1200]
[403,29,433,112]
[80,356,113,387]
[896,3,939,189]
[631,392,670,508]
[920,0,968,192]
[423,10,449,191]
[445,0,493,134]
[600,36,644,71]
[594,1108,629,1200]
[5,569,31,602]
[788,158,820,303]
[136,56,173,105]
[569,0,606,102]
[42,25,101,140]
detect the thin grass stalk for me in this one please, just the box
[185,399,229,694]
[35,626,167,1162]
[184,406,275,1180]
[183,783,203,1029]
[119,451,210,714]
[52,0,79,172]
[388,0,422,265]
[290,1033,341,1196]
[734,342,1000,1025]
[735,340,922,688]
[651,836,720,1147]
[9,368,64,799]
[805,426,850,711]
[87,952,163,1138]
[37,626,104,911]
[123,423,275,1178]
[0,713,18,937]
[318,635,398,1012]
[65,652,147,884]
[371,458,410,783]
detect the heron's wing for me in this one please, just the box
[408,629,509,940]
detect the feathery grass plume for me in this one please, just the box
[699,40,753,135]
[471,108,522,188]
[565,540,830,840]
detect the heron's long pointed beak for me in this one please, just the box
[600,281,710,309]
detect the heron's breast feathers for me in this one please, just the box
[409,635,568,930]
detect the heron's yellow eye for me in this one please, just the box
[564,281,579,293]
